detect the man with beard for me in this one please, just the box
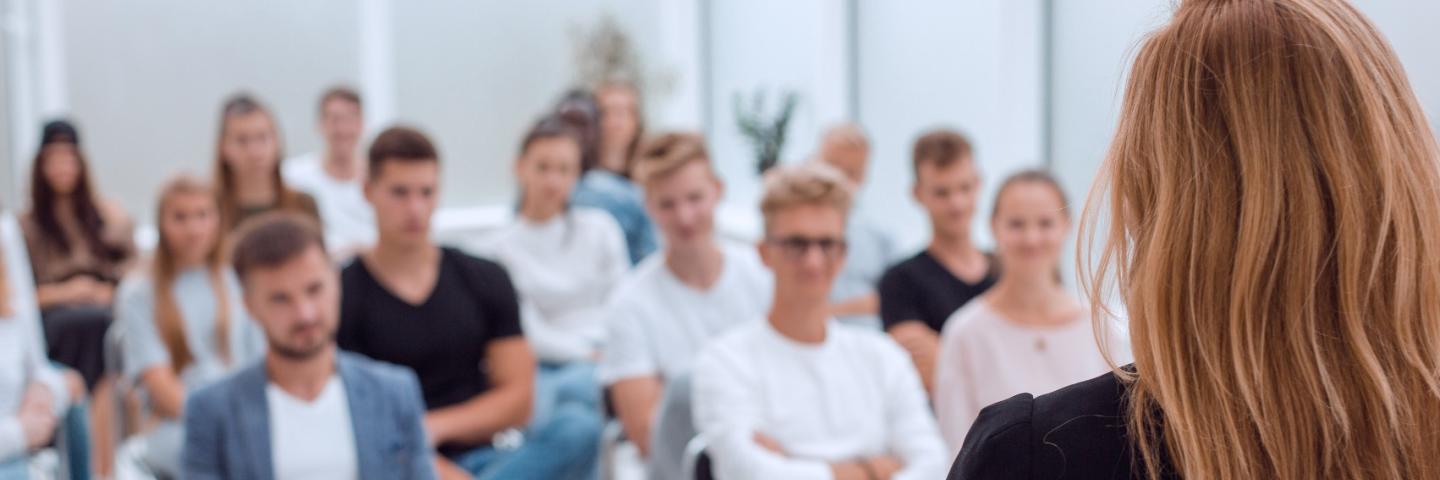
[182,213,435,480]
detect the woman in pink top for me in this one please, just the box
[933,170,1129,451]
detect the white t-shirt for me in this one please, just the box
[599,241,772,384]
[267,376,359,480]
[692,320,949,480]
[0,212,68,462]
[283,153,375,255]
[470,208,630,363]
[933,299,1132,452]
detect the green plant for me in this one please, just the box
[734,89,799,175]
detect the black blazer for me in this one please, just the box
[947,369,1176,479]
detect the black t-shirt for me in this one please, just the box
[879,250,997,333]
[338,247,522,454]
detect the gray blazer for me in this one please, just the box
[181,351,438,480]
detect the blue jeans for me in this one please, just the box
[456,362,602,479]
[454,402,602,479]
[0,458,26,480]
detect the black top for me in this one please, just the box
[879,250,997,332]
[948,369,1177,480]
[338,247,523,456]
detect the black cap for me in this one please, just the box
[40,120,80,146]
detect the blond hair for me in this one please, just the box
[1080,0,1440,478]
[759,163,853,229]
[152,175,233,374]
[632,132,714,187]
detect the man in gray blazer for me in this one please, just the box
[182,213,436,480]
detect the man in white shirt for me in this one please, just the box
[283,86,376,258]
[182,213,435,480]
[692,163,948,480]
[600,133,772,479]
[814,124,897,330]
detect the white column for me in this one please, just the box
[358,0,396,133]
[2,0,37,204]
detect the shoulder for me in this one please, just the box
[941,299,992,339]
[114,272,156,308]
[442,247,508,278]
[695,322,762,367]
[837,324,910,362]
[881,251,929,284]
[609,257,665,305]
[339,257,372,285]
[951,371,1133,479]
[188,362,262,413]
[339,351,420,392]
[282,154,320,180]
[572,207,626,238]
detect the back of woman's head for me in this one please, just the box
[1081,0,1440,478]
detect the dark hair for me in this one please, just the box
[230,212,328,283]
[28,119,122,261]
[318,86,362,114]
[214,93,305,232]
[518,115,585,157]
[367,126,438,180]
[912,128,974,175]
[552,89,601,171]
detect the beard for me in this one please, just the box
[267,328,336,360]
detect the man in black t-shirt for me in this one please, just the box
[338,126,600,479]
[878,129,997,394]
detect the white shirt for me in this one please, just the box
[283,153,375,256]
[692,320,948,480]
[267,376,358,480]
[0,212,69,461]
[471,208,630,363]
[934,299,1132,452]
[599,241,772,384]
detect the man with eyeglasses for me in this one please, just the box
[691,163,947,480]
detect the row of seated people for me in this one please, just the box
[4,84,1125,480]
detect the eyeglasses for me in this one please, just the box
[765,235,847,261]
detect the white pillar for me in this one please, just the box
[358,0,396,133]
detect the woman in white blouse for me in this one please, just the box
[1,209,74,477]
[474,115,628,428]
[933,170,1130,451]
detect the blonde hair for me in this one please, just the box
[1081,0,1440,478]
[632,132,714,187]
[153,175,232,374]
[759,163,853,229]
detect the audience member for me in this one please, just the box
[284,86,376,259]
[183,213,435,479]
[878,129,996,393]
[339,126,599,479]
[933,170,1129,452]
[600,133,771,480]
[815,123,897,330]
[213,94,320,232]
[563,87,660,265]
[115,176,265,476]
[693,163,947,480]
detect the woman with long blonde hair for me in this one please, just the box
[115,175,262,476]
[950,0,1440,478]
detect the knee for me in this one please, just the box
[536,404,602,453]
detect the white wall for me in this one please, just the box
[392,0,667,209]
[705,0,851,225]
[856,0,1045,252]
[60,0,362,223]
[1048,1,1440,287]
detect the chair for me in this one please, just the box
[680,437,713,480]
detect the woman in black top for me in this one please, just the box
[953,0,1440,478]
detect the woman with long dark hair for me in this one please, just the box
[21,119,135,390]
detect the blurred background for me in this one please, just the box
[2,0,1438,279]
